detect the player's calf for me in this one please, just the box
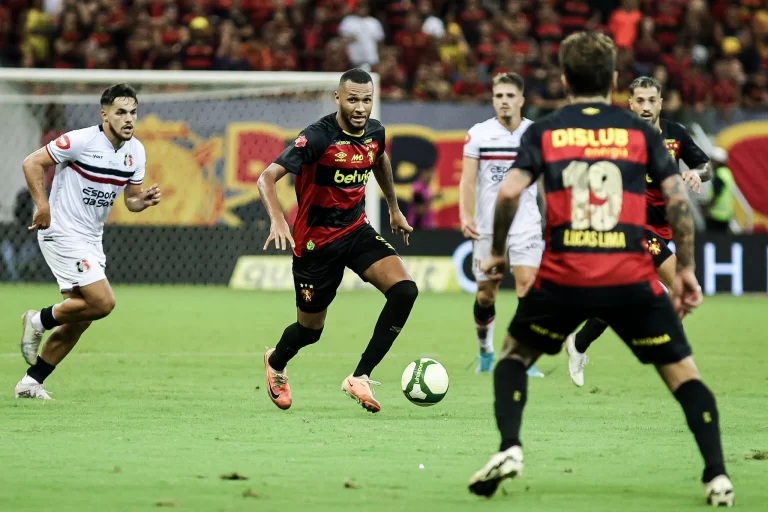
[352,280,418,379]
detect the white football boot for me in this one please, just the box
[705,475,734,507]
[468,445,524,497]
[20,310,43,365]
[15,378,53,400]
[566,334,589,387]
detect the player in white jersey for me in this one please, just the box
[459,73,545,376]
[16,84,161,399]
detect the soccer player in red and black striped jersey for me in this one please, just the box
[468,33,733,506]
[256,69,417,414]
[565,76,714,386]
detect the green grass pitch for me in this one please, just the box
[1,285,767,511]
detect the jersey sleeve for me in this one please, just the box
[274,125,328,175]
[130,143,146,185]
[513,123,544,180]
[646,124,680,183]
[679,128,709,169]
[463,125,481,159]
[45,129,89,164]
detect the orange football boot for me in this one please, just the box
[341,374,381,413]
[264,348,292,410]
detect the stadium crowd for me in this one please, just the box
[1,0,767,118]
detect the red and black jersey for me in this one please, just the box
[645,118,709,239]
[516,103,679,291]
[274,113,385,257]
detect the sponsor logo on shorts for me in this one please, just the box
[82,187,117,207]
[530,323,566,341]
[299,283,314,302]
[76,259,91,273]
[375,236,395,251]
[631,334,671,346]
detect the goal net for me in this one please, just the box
[0,69,381,286]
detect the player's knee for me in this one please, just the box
[387,280,418,307]
[90,295,116,319]
[476,283,497,306]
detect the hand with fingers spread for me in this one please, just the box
[139,183,162,208]
[681,170,702,194]
[480,254,506,281]
[389,208,413,245]
[264,216,295,251]
[672,267,703,319]
[461,217,480,240]
[28,202,51,231]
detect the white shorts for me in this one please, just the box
[472,231,543,282]
[39,237,107,292]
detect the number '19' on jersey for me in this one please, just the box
[513,103,680,290]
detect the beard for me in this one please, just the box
[109,121,133,141]
[342,107,368,127]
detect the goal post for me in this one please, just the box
[0,69,382,284]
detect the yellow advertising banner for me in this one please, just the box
[229,256,460,293]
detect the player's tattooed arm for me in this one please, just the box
[22,147,57,230]
[661,174,696,270]
[491,169,534,256]
[373,152,399,210]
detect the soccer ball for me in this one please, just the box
[401,358,449,406]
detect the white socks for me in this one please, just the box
[476,318,496,353]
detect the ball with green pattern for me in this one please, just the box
[401,358,449,406]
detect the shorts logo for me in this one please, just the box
[375,235,395,251]
[299,283,314,302]
[55,134,71,150]
[306,240,315,251]
[124,154,133,167]
[631,334,671,346]
[647,238,661,255]
[335,152,347,162]
[294,135,307,148]
[76,259,91,273]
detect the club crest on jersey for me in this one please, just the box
[647,238,662,255]
[76,259,91,273]
[367,150,375,163]
[55,134,71,150]
[294,135,307,148]
[124,154,133,167]
[299,283,314,302]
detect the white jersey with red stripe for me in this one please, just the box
[43,124,145,243]
[463,117,540,236]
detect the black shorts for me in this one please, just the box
[508,281,692,365]
[644,230,674,268]
[293,223,399,312]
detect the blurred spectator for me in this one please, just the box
[608,0,642,50]
[394,11,432,80]
[407,167,439,230]
[418,0,445,39]
[338,1,384,70]
[0,0,763,117]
